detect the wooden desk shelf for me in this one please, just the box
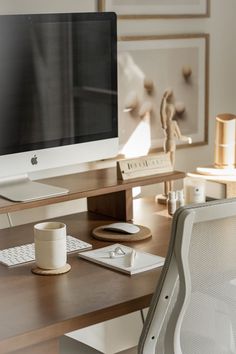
[0,167,185,220]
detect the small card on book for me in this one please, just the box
[78,243,165,275]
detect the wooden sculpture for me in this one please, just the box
[160,89,192,198]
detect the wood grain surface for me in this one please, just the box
[0,198,171,353]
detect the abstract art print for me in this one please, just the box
[117,34,209,157]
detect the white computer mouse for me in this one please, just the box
[103,222,140,234]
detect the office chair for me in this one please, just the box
[139,198,236,354]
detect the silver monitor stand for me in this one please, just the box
[0,175,68,202]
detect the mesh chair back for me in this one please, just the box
[139,198,236,354]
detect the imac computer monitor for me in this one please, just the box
[0,12,118,201]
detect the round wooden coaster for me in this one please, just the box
[92,224,152,242]
[31,263,71,276]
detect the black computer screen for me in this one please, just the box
[0,12,117,155]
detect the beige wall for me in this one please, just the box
[117,0,236,173]
[0,0,97,13]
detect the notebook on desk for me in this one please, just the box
[78,243,165,275]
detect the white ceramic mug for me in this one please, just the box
[34,221,67,270]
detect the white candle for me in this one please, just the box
[184,177,205,204]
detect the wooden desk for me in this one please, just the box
[0,199,171,354]
[0,197,172,354]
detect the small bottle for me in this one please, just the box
[176,190,185,208]
[167,191,176,216]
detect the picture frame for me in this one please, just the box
[117,34,209,156]
[98,0,210,19]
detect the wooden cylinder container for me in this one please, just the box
[214,113,236,169]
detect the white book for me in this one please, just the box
[78,243,165,275]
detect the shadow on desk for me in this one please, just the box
[60,336,137,354]
[60,336,103,354]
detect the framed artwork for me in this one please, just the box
[117,34,209,156]
[98,0,210,19]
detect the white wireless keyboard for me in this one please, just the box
[0,235,92,267]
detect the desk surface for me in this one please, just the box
[0,198,171,353]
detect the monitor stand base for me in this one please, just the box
[0,175,69,202]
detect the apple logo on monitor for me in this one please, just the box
[31,155,38,166]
